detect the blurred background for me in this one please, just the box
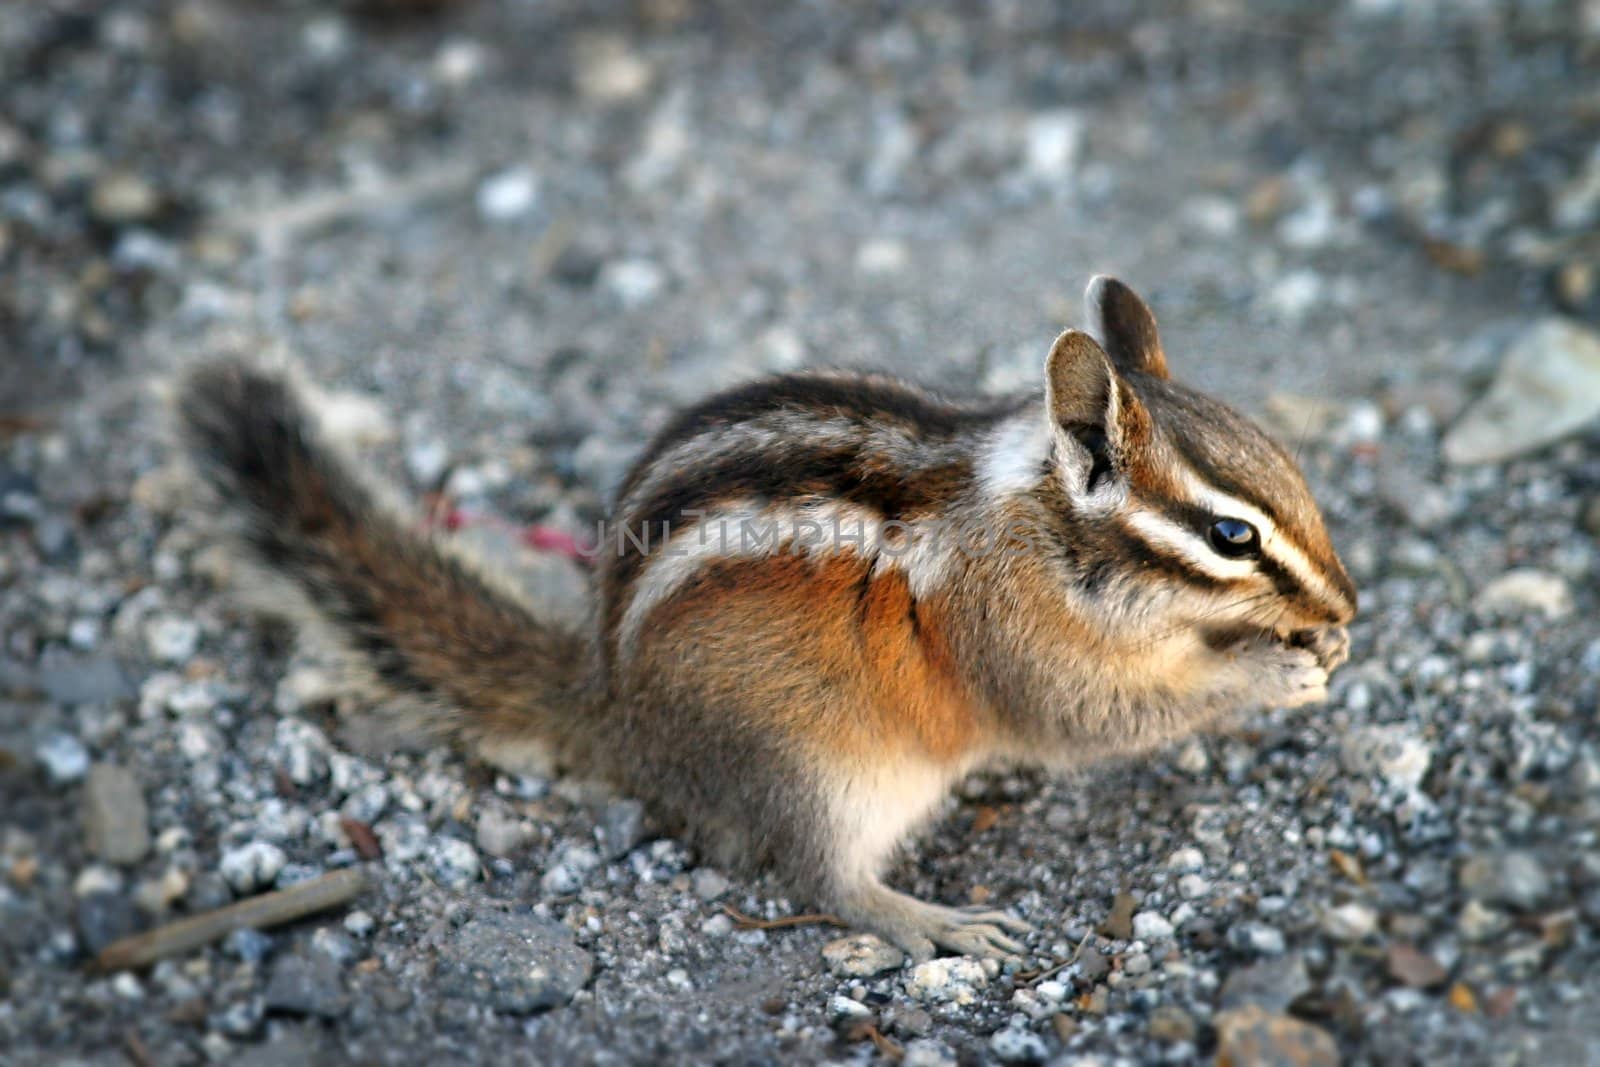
[5,2,1600,1064]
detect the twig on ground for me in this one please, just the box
[94,868,368,972]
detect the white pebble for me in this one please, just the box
[144,615,200,664]
[476,166,539,221]
[1132,911,1175,941]
[906,957,989,1006]
[1322,902,1378,942]
[218,841,287,895]
[598,258,666,310]
[36,732,90,785]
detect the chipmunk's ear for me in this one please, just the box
[1045,330,1116,431]
[1045,329,1153,494]
[1085,275,1168,379]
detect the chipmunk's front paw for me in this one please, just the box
[1292,625,1350,673]
[1248,641,1328,709]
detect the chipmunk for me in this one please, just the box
[177,276,1355,961]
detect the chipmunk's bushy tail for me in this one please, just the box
[177,361,596,767]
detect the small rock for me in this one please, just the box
[699,912,734,937]
[1021,109,1084,181]
[1264,270,1325,322]
[1076,944,1110,982]
[81,764,150,865]
[224,928,273,964]
[1444,318,1600,464]
[690,867,731,901]
[821,934,904,978]
[883,1004,934,1036]
[433,38,487,85]
[906,957,988,1006]
[211,997,265,1038]
[35,733,90,785]
[1132,911,1175,941]
[133,868,190,915]
[1214,1005,1339,1067]
[1321,902,1377,942]
[597,258,666,310]
[903,1039,958,1067]
[435,912,594,1014]
[339,783,388,826]
[315,391,393,448]
[1458,899,1510,942]
[263,951,349,1018]
[185,872,233,913]
[476,166,539,221]
[1167,847,1205,872]
[38,654,132,707]
[1476,570,1574,620]
[1378,464,1457,530]
[573,34,653,104]
[1173,738,1210,775]
[827,994,873,1021]
[75,891,140,955]
[144,615,200,664]
[1385,942,1448,988]
[539,853,591,897]
[1458,851,1551,911]
[1218,955,1311,1013]
[1233,922,1287,956]
[856,238,909,276]
[90,172,161,225]
[1340,724,1431,793]
[989,1026,1048,1063]
[219,842,288,896]
[596,799,647,860]
[428,837,480,889]
[475,807,528,858]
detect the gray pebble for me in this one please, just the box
[596,798,647,860]
[1458,851,1551,911]
[264,951,350,1018]
[75,891,140,955]
[989,1026,1049,1064]
[434,912,594,1014]
[690,867,731,901]
[1219,955,1311,1013]
[81,763,150,866]
[224,928,274,964]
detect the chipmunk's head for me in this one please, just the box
[1036,276,1356,645]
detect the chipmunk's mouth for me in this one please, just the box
[1202,622,1303,652]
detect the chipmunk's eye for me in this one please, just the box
[1207,517,1260,559]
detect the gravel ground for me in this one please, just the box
[5,1,1600,1063]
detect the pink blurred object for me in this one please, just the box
[425,505,593,565]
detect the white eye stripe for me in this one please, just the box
[1123,510,1256,582]
[1172,468,1341,605]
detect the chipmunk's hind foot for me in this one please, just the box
[833,881,1033,962]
